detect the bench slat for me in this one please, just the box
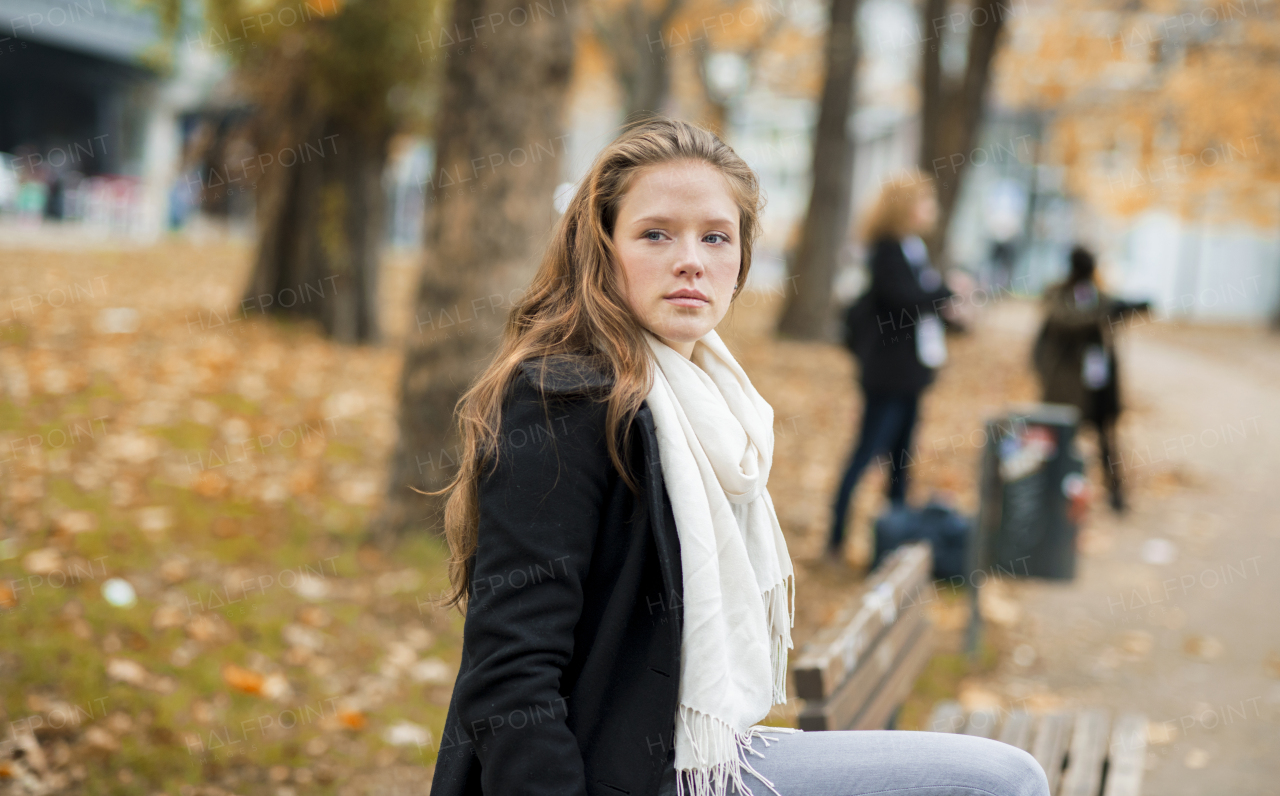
[925,706,1147,796]
[1030,712,1073,794]
[963,708,1001,739]
[1059,709,1111,796]
[796,603,928,731]
[1101,713,1147,796]
[997,711,1035,752]
[792,543,933,700]
[927,700,965,733]
[849,619,935,731]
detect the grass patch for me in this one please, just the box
[150,419,217,452]
[0,321,31,345]
[207,392,261,417]
[323,440,363,462]
[84,373,124,401]
[0,398,23,431]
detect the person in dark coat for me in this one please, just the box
[827,171,956,558]
[429,356,685,796]
[1032,245,1126,511]
[427,119,1048,796]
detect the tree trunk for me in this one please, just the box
[629,4,674,119]
[243,74,388,345]
[693,14,788,136]
[918,0,1008,265]
[592,0,681,121]
[372,0,578,542]
[918,0,946,179]
[774,0,860,341]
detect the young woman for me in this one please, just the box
[828,172,956,559]
[427,119,1048,796]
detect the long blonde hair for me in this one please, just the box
[859,169,935,242]
[429,117,765,608]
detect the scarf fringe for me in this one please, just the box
[761,576,794,705]
[674,707,798,796]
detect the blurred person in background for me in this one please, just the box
[43,168,66,221]
[988,239,1016,292]
[828,171,959,561]
[0,154,19,213]
[1032,245,1126,512]
[13,146,49,223]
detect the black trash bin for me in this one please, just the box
[975,404,1086,581]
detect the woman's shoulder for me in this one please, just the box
[867,236,906,262]
[515,352,616,397]
[497,353,616,442]
[492,355,620,478]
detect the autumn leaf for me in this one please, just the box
[222,663,265,695]
[192,471,230,498]
[211,516,241,539]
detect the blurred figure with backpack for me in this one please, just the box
[1032,245,1128,512]
[828,171,958,561]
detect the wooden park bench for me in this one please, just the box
[790,542,1149,796]
[792,542,934,730]
[925,702,1148,796]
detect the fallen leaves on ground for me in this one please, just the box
[0,241,452,794]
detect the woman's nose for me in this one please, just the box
[673,236,705,278]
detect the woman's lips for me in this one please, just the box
[665,296,709,308]
[664,289,709,307]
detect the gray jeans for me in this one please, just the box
[657,729,1051,796]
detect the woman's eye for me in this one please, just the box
[644,230,664,241]
[705,233,729,244]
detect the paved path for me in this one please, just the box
[982,305,1280,794]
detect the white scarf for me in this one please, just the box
[642,328,797,796]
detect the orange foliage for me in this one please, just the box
[993,0,1280,224]
[574,0,823,106]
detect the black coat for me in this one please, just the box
[856,236,954,396]
[1031,281,1122,425]
[429,355,684,796]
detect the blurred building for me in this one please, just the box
[0,0,227,237]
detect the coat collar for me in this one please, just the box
[635,401,685,649]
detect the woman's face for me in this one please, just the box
[910,192,938,235]
[611,159,742,359]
